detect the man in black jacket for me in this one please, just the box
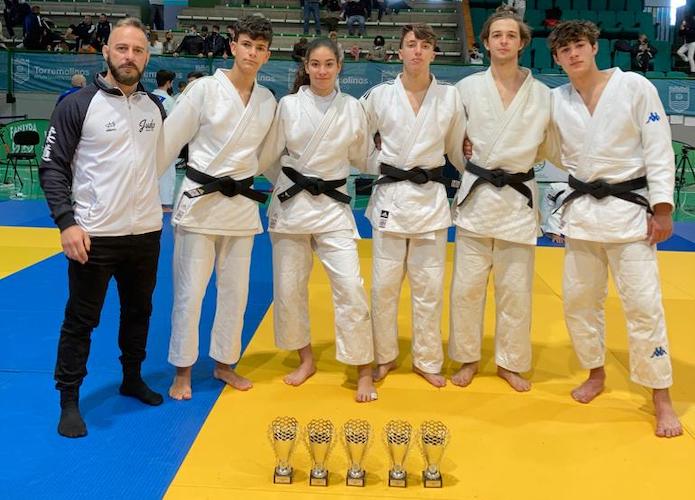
[174,24,205,56]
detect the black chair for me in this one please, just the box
[2,130,40,191]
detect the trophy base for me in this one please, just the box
[388,471,407,488]
[309,472,329,487]
[346,470,366,487]
[422,471,443,488]
[273,473,292,484]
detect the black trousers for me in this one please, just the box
[54,231,161,392]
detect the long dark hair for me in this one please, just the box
[290,38,341,94]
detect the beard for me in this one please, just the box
[106,55,143,87]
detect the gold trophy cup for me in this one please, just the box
[342,419,371,487]
[418,420,449,488]
[268,416,299,484]
[305,419,335,486]
[384,420,413,487]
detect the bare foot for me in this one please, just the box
[356,365,378,403]
[284,344,316,386]
[571,367,605,404]
[451,361,478,387]
[284,361,316,386]
[653,389,683,438]
[213,363,253,391]
[497,366,531,392]
[413,366,446,388]
[372,360,397,382]
[169,366,192,400]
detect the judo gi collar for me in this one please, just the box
[94,71,147,96]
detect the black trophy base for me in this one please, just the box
[273,472,292,484]
[346,469,366,487]
[388,470,407,488]
[309,471,329,486]
[422,470,443,488]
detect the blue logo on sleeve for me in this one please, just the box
[646,112,661,124]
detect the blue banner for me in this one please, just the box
[5,51,695,116]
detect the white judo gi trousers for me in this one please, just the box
[371,229,447,374]
[448,232,534,372]
[271,230,374,366]
[563,237,673,389]
[168,227,254,367]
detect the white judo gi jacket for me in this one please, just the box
[258,86,368,236]
[551,68,675,243]
[161,69,277,235]
[360,74,467,235]
[453,68,552,245]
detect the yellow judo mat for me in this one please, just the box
[166,242,695,500]
[0,226,61,278]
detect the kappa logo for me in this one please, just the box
[650,346,667,358]
[645,112,660,124]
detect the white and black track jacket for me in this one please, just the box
[39,73,166,236]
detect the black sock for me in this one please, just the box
[58,392,87,438]
[119,377,163,406]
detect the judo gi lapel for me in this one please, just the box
[292,88,344,171]
[477,68,534,166]
[208,69,260,171]
[392,73,436,166]
[574,68,622,179]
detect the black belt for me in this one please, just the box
[459,161,535,208]
[374,163,461,189]
[183,166,268,203]
[560,175,653,215]
[277,166,351,204]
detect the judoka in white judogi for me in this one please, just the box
[361,74,466,379]
[161,68,276,385]
[551,68,674,390]
[258,85,374,369]
[449,68,551,383]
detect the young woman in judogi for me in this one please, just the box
[449,8,553,392]
[360,24,467,387]
[258,38,377,402]
[160,16,277,400]
[549,20,681,437]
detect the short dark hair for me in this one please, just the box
[234,15,273,46]
[156,69,176,87]
[186,71,205,80]
[548,20,600,56]
[480,6,532,54]
[399,23,436,48]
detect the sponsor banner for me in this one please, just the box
[2,52,694,115]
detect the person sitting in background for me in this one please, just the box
[321,0,342,32]
[367,35,388,61]
[349,43,361,60]
[292,36,308,62]
[73,15,95,51]
[469,42,484,64]
[543,6,562,29]
[329,30,344,62]
[677,15,695,74]
[173,25,205,56]
[94,14,111,50]
[345,0,368,36]
[56,73,86,105]
[149,31,163,55]
[631,33,657,72]
[162,30,176,54]
[205,24,227,57]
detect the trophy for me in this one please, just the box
[384,420,413,487]
[418,420,450,488]
[342,419,371,487]
[268,416,299,484]
[305,419,335,486]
